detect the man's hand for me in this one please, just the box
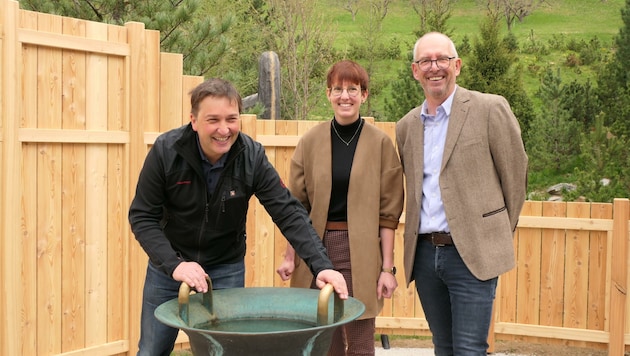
[377,272,398,299]
[276,259,295,281]
[315,269,348,299]
[172,261,209,293]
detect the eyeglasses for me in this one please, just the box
[413,57,456,71]
[329,86,361,97]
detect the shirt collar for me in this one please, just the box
[421,85,458,122]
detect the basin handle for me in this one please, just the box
[178,276,214,325]
[317,283,344,326]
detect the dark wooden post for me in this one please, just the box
[258,51,281,119]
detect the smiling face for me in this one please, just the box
[412,33,462,107]
[325,60,370,124]
[190,96,240,164]
[327,81,368,124]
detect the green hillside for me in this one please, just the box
[311,0,625,120]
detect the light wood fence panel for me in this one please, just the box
[3,1,630,355]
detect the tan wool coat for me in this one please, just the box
[289,120,404,318]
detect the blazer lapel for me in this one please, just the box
[441,88,470,171]
[409,113,425,207]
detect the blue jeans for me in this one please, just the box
[137,260,245,356]
[413,239,497,356]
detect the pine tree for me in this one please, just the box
[597,0,630,137]
[527,68,580,173]
[383,51,424,122]
[566,115,630,202]
[459,12,535,136]
[20,0,232,77]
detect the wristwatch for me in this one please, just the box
[381,266,396,275]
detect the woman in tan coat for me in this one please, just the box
[276,60,404,355]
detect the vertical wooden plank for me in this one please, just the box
[107,23,128,348]
[497,220,520,325]
[144,29,160,133]
[36,11,63,355]
[564,202,591,346]
[586,202,611,349]
[125,21,150,356]
[181,76,203,126]
[159,52,183,131]
[18,8,39,356]
[60,16,87,353]
[273,120,298,288]
[1,1,24,355]
[240,114,258,287]
[538,201,566,346]
[608,199,628,355]
[516,201,542,326]
[255,118,276,287]
[84,20,109,348]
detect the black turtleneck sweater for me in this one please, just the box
[328,117,364,222]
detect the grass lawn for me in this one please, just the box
[311,0,625,120]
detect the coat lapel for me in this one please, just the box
[408,112,425,207]
[441,87,470,171]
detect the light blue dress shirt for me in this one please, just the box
[418,87,457,234]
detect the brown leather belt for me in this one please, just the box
[326,221,348,231]
[419,232,454,246]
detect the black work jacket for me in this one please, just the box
[129,124,332,277]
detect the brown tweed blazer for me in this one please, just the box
[396,86,528,283]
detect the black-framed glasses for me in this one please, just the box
[329,86,361,97]
[413,57,456,71]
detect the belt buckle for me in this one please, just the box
[431,233,445,247]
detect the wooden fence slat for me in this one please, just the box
[159,52,183,132]
[107,22,129,345]
[1,1,24,355]
[17,28,129,55]
[60,15,87,353]
[85,20,109,347]
[272,120,298,288]
[36,11,64,355]
[18,6,39,356]
[18,128,130,143]
[125,21,151,356]
[609,199,629,355]
[563,203,590,349]
[516,202,542,326]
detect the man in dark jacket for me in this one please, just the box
[129,78,348,356]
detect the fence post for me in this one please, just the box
[1,1,23,355]
[608,198,629,355]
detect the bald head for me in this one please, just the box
[413,32,458,62]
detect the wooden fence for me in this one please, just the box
[2,1,630,354]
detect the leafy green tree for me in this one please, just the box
[526,68,580,172]
[459,11,535,136]
[205,0,271,94]
[266,0,339,120]
[383,0,454,122]
[360,0,392,116]
[480,0,551,31]
[21,0,233,77]
[565,115,630,202]
[597,0,630,137]
[411,0,455,37]
[384,51,424,122]
[561,79,599,131]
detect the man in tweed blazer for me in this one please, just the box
[396,32,528,355]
